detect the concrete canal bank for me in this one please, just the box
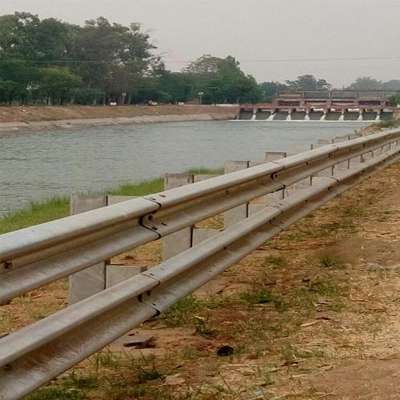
[0,105,238,132]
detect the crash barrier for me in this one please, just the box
[1,129,400,399]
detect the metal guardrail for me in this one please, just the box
[1,128,400,399]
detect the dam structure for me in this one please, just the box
[239,90,398,121]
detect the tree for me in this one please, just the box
[0,12,266,106]
[286,74,331,91]
[185,55,222,75]
[0,80,20,104]
[69,18,156,103]
[382,80,400,91]
[259,81,288,102]
[347,77,383,91]
[185,55,261,104]
[0,59,38,103]
[38,67,81,104]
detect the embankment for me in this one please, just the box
[0,105,238,132]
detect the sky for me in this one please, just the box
[0,0,399,87]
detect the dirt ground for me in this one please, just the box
[2,162,400,399]
[0,104,237,123]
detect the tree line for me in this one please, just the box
[259,75,400,103]
[0,12,399,106]
[0,12,262,105]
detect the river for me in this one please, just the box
[0,120,368,216]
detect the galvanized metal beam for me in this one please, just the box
[1,130,400,303]
[1,141,400,399]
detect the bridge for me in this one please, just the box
[239,90,399,121]
[1,129,400,399]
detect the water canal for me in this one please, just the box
[0,120,368,216]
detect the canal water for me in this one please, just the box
[0,120,367,216]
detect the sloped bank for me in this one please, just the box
[0,105,238,133]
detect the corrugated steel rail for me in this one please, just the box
[1,128,400,399]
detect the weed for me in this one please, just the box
[281,344,298,365]
[319,254,344,269]
[291,278,345,313]
[194,316,216,338]
[182,346,208,360]
[163,296,202,327]
[264,255,287,268]
[25,387,84,400]
[309,280,339,297]
[138,368,164,383]
[0,311,14,334]
[92,350,121,371]
[240,289,285,311]
[240,289,275,305]
[259,368,275,386]
[62,372,98,390]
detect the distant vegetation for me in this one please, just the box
[0,12,399,106]
[259,75,400,103]
[0,13,261,106]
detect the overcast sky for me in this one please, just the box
[0,0,399,86]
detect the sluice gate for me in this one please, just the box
[238,90,398,121]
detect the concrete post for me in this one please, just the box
[224,161,250,227]
[265,151,287,162]
[162,173,194,260]
[105,195,148,287]
[192,228,220,246]
[69,194,107,304]
[106,265,147,288]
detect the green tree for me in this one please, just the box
[185,55,261,104]
[69,18,156,103]
[38,67,81,104]
[286,74,331,91]
[347,77,383,91]
[259,81,288,102]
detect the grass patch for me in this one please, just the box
[0,197,69,235]
[240,289,275,305]
[186,167,223,175]
[319,254,344,269]
[25,387,85,400]
[240,289,286,311]
[0,167,223,235]
[163,296,203,327]
[109,177,163,197]
[291,278,345,313]
[264,255,287,268]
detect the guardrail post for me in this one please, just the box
[106,195,148,288]
[193,174,220,245]
[192,228,220,246]
[69,194,107,304]
[265,151,288,162]
[162,173,194,260]
[224,161,250,227]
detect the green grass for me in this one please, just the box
[163,296,203,327]
[240,289,276,305]
[109,177,163,197]
[319,254,344,269]
[0,167,222,235]
[0,197,69,235]
[186,167,223,175]
[264,255,288,268]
